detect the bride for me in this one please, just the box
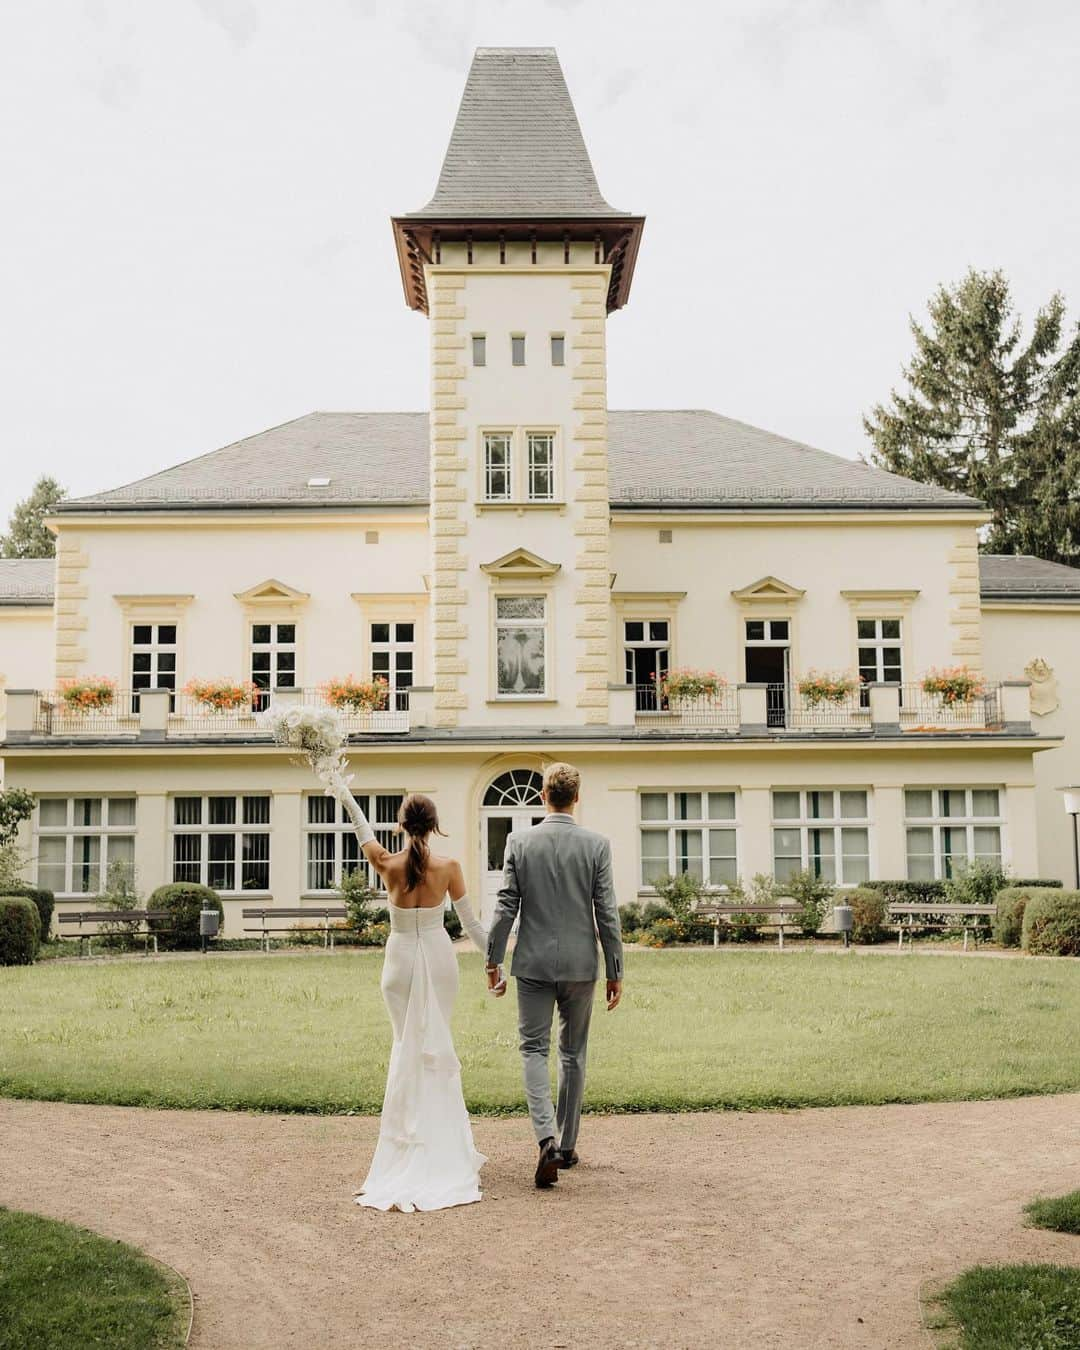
[336,787,502,1213]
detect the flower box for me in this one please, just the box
[921,666,986,706]
[182,679,258,712]
[658,668,727,703]
[318,677,390,713]
[57,677,116,712]
[797,671,859,706]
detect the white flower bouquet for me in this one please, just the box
[257,704,352,797]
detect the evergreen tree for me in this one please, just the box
[1,476,64,559]
[864,270,1080,565]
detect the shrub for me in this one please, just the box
[97,859,143,950]
[1,883,54,940]
[1013,878,1063,889]
[0,895,41,965]
[646,917,684,946]
[0,786,34,845]
[993,886,1056,948]
[443,906,462,940]
[337,867,377,934]
[1022,890,1080,956]
[846,887,888,943]
[641,901,674,926]
[650,872,704,920]
[620,902,645,935]
[357,920,390,947]
[146,883,224,950]
[784,869,834,935]
[866,879,947,903]
[944,859,1010,908]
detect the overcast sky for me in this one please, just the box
[2,0,1078,525]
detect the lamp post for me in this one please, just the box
[1063,789,1080,889]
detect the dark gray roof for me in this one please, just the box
[56,409,983,514]
[0,558,54,605]
[979,554,1080,602]
[406,48,624,219]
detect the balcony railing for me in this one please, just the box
[896,682,1003,732]
[16,686,410,741]
[633,684,740,731]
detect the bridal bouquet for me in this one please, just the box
[257,703,352,798]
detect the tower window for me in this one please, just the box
[511,335,526,366]
[527,433,555,501]
[471,335,486,367]
[483,432,513,500]
[550,335,565,366]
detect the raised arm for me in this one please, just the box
[333,780,392,875]
[486,836,521,971]
[447,860,488,953]
[593,839,624,1002]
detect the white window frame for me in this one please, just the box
[250,621,297,708]
[526,431,555,502]
[370,621,415,710]
[904,787,1005,880]
[623,617,671,686]
[638,790,739,892]
[35,796,137,897]
[170,794,272,895]
[857,617,904,688]
[483,431,514,501]
[131,622,177,710]
[303,792,403,894]
[494,593,548,698]
[771,788,872,886]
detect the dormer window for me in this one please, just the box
[511,334,525,366]
[472,334,486,367]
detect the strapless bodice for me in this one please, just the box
[388,902,447,935]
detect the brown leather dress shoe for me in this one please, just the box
[534,1139,560,1189]
[557,1149,579,1169]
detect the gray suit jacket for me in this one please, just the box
[486,814,624,984]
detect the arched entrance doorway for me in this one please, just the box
[480,769,545,920]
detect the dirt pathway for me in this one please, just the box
[2,1096,1078,1349]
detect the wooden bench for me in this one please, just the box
[888,902,997,951]
[692,901,807,948]
[242,907,348,951]
[57,909,174,957]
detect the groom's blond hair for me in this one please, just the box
[543,762,581,811]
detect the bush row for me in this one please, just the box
[0,895,41,965]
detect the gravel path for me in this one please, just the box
[2,1096,1078,1349]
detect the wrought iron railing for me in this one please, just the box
[782,686,870,731]
[32,690,139,737]
[633,684,739,730]
[897,682,1003,731]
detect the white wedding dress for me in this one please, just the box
[355,901,488,1212]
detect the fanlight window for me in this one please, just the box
[483,770,544,808]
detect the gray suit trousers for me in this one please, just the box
[516,977,595,1150]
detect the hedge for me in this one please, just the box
[844,887,889,943]
[1022,890,1080,957]
[1,884,55,940]
[993,886,1061,948]
[146,883,224,950]
[0,895,41,965]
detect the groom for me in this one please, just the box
[485,762,623,1189]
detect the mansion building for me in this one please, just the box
[3,48,1080,933]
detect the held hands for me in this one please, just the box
[485,964,507,998]
[606,979,623,1012]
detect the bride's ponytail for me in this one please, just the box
[398,793,445,891]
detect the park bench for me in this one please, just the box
[57,909,174,957]
[887,902,997,951]
[242,906,348,952]
[691,901,806,948]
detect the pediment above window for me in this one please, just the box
[480,548,562,581]
[234,578,310,607]
[730,575,806,604]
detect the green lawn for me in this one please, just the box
[1,950,1079,1113]
[925,1265,1080,1349]
[1026,1190,1080,1236]
[0,1209,187,1350]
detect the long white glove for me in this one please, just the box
[330,778,375,847]
[452,895,488,952]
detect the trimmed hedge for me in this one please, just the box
[1022,890,1080,956]
[1,884,55,940]
[993,886,1060,948]
[845,887,889,943]
[146,883,223,950]
[0,895,41,965]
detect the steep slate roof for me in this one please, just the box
[406,48,624,219]
[979,554,1080,602]
[0,558,54,605]
[56,410,983,513]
